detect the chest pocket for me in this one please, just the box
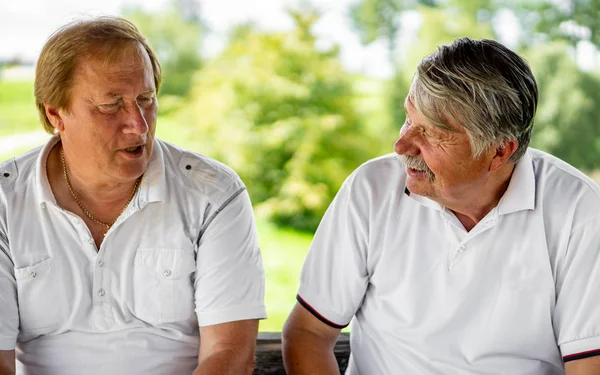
[15,258,68,333]
[133,247,196,325]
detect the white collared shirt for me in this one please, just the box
[297,149,600,374]
[0,136,266,375]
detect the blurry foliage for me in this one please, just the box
[388,5,495,137]
[519,0,600,48]
[176,10,382,231]
[123,4,203,102]
[349,0,498,58]
[350,0,600,172]
[525,42,600,169]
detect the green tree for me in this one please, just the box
[525,42,600,170]
[388,5,495,135]
[518,0,600,48]
[176,10,381,231]
[123,3,203,99]
[349,0,498,59]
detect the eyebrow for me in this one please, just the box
[104,89,156,97]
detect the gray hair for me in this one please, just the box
[412,37,538,162]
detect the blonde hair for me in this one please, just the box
[34,16,162,133]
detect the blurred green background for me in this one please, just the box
[2,0,600,331]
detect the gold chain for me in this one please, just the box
[60,147,141,236]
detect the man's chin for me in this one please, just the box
[406,178,433,197]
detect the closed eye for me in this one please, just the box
[137,95,155,108]
[98,101,121,114]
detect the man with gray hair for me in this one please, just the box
[0,17,265,374]
[282,38,600,374]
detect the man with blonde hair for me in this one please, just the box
[283,38,600,374]
[0,17,266,374]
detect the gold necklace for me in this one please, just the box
[60,147,141,236]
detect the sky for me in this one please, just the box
[0,0,397,78]
[3,0,595,77]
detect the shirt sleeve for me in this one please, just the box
[193,186,267,327]
[297,170,370,328]
[554,215,600,362]
[0,222,18,350]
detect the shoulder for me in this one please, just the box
[0,146,42,195]
[158,139,244,200]
[529,148,600,223]
[343,153,407,196]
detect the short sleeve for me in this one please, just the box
[0,223,18,350]
[555,216,600,362]
[297,171,370,328]
[194,186,267,327]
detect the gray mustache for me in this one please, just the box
[395,154,435,181]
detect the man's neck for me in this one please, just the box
[47,143,140,219]
[445,163,516,232]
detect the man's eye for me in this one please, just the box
[98,102,120,113]
[137,96,154,107]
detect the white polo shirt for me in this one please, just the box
[0,136,266,375]
[297,149,600,374]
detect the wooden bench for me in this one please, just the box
[254,332,350,374]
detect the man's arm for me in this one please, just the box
[193,319,259,375]
[566,356,600,375]
[0,350,15,375]
[282,303,342,375]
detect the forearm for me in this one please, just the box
[283,331,340,375]
[0,350,15,375]
[193,350,254,375]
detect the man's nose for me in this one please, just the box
[122,103,149,135]
[394,124,420,156]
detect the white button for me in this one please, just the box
[458,245,466,252]
[40,202,46,209]
[163,270,172,277]
[97,261,104,268]
[98,289,105,297]
[88,237,95,245]
[29,272,37,278]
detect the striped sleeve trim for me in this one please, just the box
[197,187,246,243]
[563,349,600,362]
[296,294,348,330]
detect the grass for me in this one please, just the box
[0,80,39,136]
[256,218,313,331]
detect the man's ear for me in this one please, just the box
[44,105,65,132]
[489,139,518,172]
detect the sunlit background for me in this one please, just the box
[2,0,600,331]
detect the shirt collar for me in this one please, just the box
[34,135,60,206]
[496,149,535,215]
[137,138,167,204]
[404,149,536,216]
[34,136,168,207]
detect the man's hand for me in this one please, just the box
[0,350,15,375]
[193,319,259,375]
[566,356,600,375]
[282,303,342,375]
